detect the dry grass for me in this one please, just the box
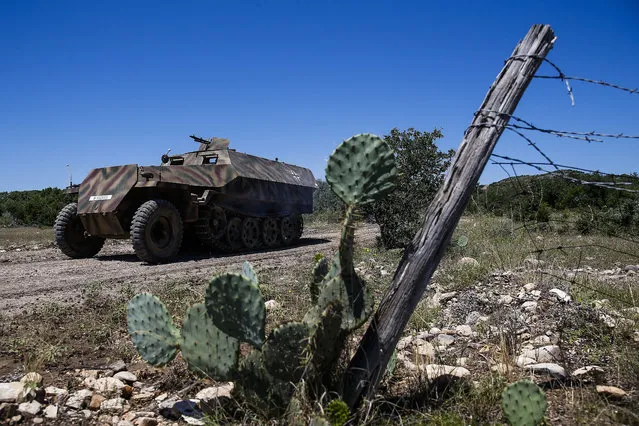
[0,226,54,247]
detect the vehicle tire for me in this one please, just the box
[54,202,105,258]
[195,205,227,247]
[131,200,183,263]
[242,217,262,250]
[293,214,303,242]
[280,215,296,245]
[225,217,243,250]
[262,217,279,247]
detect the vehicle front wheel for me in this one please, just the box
[54,202,105,258]
[131,200,183,263]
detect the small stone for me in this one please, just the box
[397,336,413,350]
[435,334,455,347]
[596,385,627,398]
[195,383,234,402]
[131,392,154,403]
[624,265,639,272]
[0,382,24,403]
[32,417,43,424]
[182,415,206,425]
[89,394,106,410]
[521,345,562,363]
[45,386,68,402]
[458,257,479,268]
[530,290,542,299]
[421,364,470,380]
[135,417,158,426]
[114,371,137,384]
[101,397,125,413]
[515,356,536,367]
[572,365,605,382]
[523,282,537,292]
[498,295,513,305]
[118,421,135,426]
[264,300,280,311]
[81,409,92,419]
[456,357,469,367]
[455,325,473,337]
[43,405,58,419]
[429,327,441,335]
[93,377,126,397]
[79,370,101,380]
[65,389,93,409]
[491,363,514,375]
[465,311,482,325]
[525,363,567,379]
[17,400,42,417]
[108,360,127,373]
[439,292,457,304]
[9,415,21,423]
[413,340,436,360]
[522,301,538,312]
[549,288,571,303]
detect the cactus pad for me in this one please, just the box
[311,257,330,303]
[315,274,373,331]
[205,273,266,347]
[181,303,239,379]
[308,302,344,373]
[127,293,180,366]
[325,133,396,206]
[501,380,547,426]
[263,322,310,382]
[242,261,259,287]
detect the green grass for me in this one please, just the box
[0,226,54,247]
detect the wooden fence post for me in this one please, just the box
[343,24,556,408]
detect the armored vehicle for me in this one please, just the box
[54,135,316,263]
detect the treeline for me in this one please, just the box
[0,188,76,227]
[468,171,639,235]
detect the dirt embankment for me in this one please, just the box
[0,224,378,317]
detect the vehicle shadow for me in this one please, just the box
[95,237,331,264]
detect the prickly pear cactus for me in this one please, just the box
[242,260,259,287]
[311,256,330,303]
[181,303,239,379]
[325,133,396,206]
[127,293,180,366]
[205,272,266,348]
[262,322,310,382]
[501,380,547,426]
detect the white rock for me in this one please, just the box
[455,325,473,337]
[117,421,135,426]
[45,386,68,399]
[421,364,470,380]
[549,288,571,303]
[498,295,513,305]
[435,334,455,347]
[515,356,536,367]
[0,382,24,403]
[521,345,562,363]
[458,257,479,268]
[18,400,42,417]
[572,365,604,381]
[182,415,206,425]
[131,392,154,403]
[92,377,126,397]
[596,385,627,398]
[43,405,58,419]
[530,290,542,299]
[101,397,126,413]
[413,340,436,360]
[456,357,469,367]
[522,301,538,312]
[65,389,93,409]
[439,292,457,304]
[525,363,567,379]
[79,370,100,379]
[429,327,441,335]
[113,371,137,384]
[465,311,483,325]
[195,383,234,402]
[264,300,280,311]
[397,336,413,350]
[108,360,127,373]
[523,283,537,292]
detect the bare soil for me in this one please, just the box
[0,224,378,318]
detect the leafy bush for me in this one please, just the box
[0,188,75,227]
[365,128,454,249]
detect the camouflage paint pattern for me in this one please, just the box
[74,139,316,237]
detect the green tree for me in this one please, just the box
[366,128,454,248]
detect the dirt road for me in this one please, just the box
[0,224,378,317]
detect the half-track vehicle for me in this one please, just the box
[54,135,316,263]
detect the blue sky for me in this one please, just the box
[1,0,637,191]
